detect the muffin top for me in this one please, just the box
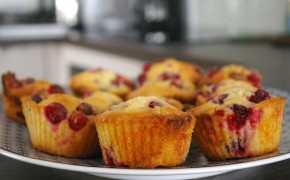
[104,96,183,114]
[196,79,257,105]
[83,91,123,113]
[138,58,203,85]
[194,87,271,116]
[126,80,196,103]
[2,71,51,97]
[70,68,136,98]
[25,93,97,131]
[206,64,261,87]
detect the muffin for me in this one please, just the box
[138,58,204,86]
[126,80,196,103]
[95,96,196,168]
[70,68,136,99]
[2,72,51,124]
[83,91,123,113]
[21,94,99,158]
[204,64,262,87]
[192,87,285,160]
[195,79,257,105]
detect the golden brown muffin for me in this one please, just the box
[204,64,262,87]
[1,72,51,124]
[21,94,99,158]
[138,58,204,86]
[83,91,123,113]
[126,80,196,104]
[95,96,196,168]
[195,79,257,105]
[70,68,136,99]
[192,87,285,160]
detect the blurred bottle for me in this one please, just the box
[136,0,183,44]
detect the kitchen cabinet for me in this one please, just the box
[0,43,46,91]
[54,43,143,86]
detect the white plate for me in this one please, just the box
[1,87,290,180]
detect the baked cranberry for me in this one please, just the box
[138,74,146,85]
[148,101,162,108]
[44,103,67,124]
[212,94,228,104]
[104,147,114,166]
[48,84,65,94]
[227,104,249,130]
[16,111,25,119]
[111,75,135,90]
[193,65,202,74]
[247,72,261,87]
[8,80,22,88]
[208,67,220,78]
[68,111,88,131]
[248,108,263,128]
[143,63,151,72]
[170,80,183,89]
[76,102,93,115]
[249,89,270,103]
[31,94,42,103]
[182,105,192,112]
[123,79,136,90]
[214,109,225,116]
[158,72,180,81]
[103,147,128,167]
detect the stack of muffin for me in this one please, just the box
[1,58,285,168]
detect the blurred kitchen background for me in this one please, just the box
[0,0,290,91]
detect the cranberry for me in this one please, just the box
[193,65,202,74]
[48,84,65,94]
[76,103,93,115]
[138,74,146,85]
[8,80,22,88]
[212,94,228,104]
[230,139,245,155]
[170,80,183,89]
[208,67,220,78]
[143,63,151,72]
[44,103,67,124]
[158,72,180,81]
[68,111,88,131]
[16,111,25,119]
[148,101,162,108]
[123,79,136,90]
[31,94,42,103]
[247,72,261,87]
[182,105,192,112]
[249,89,270,103]
[248,108,263,128]
[104,147,114,166]
[103,147,128,167]
[111,75,122,86]
[214,109,225,116]
[111,75,135,90]
[227,104,249,130]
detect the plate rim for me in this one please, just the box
[1,147,290,176]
